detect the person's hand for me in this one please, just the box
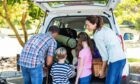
[75,77,79,84]
[70,65,76,70]
[75,80,78,84]
[75,82,78,84]
[98,70,105,78]
[43,66,48,72]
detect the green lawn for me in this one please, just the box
[128,58,140,62]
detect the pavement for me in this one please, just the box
[0,33,22,57]
[0,71,23,84]
[126,48,140,59]
[0,71,140,84]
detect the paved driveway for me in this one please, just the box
[126,48,140,59]
[0,34,22,57]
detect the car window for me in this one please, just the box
[49,16,111,38]
[48,0,109,8]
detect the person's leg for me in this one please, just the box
[79,75,92,84]
[48,75,53,84]
[42,77,46,84]
[43,76,51,84]
[106,61,121,84]
[106,63,115,84]
[88,75,92,83]
[106,59,126,84]
[30,64,43,84]
[116,59,126,84]
[21,66,31,84]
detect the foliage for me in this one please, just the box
[0,0,45,47]
[28,3,44,19]
[128,58,140,62]
[114,0,140,30]
[0,0,44,28]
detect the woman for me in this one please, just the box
[86,16,126,84]
[75,32,93,84]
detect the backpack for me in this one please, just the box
[60,28,77,39]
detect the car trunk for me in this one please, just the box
[48,16,111,64]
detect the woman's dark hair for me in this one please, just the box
[49,26,60,33]
[86,16,104,30]
[77,32,94,57]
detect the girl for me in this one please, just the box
[86,16,126,84]
[75,32,93,84]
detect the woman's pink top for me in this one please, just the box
[78,47,93,78]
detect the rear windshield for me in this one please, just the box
[48,0,109,8]
[48,16,111,38]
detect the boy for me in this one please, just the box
[50,47,75,84]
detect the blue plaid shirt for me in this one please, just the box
[18,33,57,68]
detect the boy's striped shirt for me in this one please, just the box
[50,63,75,84]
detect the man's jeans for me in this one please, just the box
[21,64,43,84]
[106,59,126,84]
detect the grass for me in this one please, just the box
[128,58,140,62]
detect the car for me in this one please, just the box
[34,0,129,83]
[120,25,140,60]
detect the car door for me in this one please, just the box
[34,0,122,33]
[33,0,121,12]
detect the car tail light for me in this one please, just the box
[122,75,127,80]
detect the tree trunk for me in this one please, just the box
[20,12,28,43]
[6,18,25,47]
[1,0,25,47]
[35,19,41,34]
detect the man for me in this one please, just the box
[18,26,59,84]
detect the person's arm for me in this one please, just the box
[93,36,108,78]
[67,65,76,78]
[46,56,53,67]
[99,61,107,78]
[75,58,84,84]
[46,41,57,67]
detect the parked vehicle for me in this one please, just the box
[34,0,129,83]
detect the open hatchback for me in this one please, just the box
[33,0,129,83]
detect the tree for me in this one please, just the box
[0,0,44,47]
[115,0,140,41]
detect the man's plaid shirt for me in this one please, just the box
[18,33,57,68]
